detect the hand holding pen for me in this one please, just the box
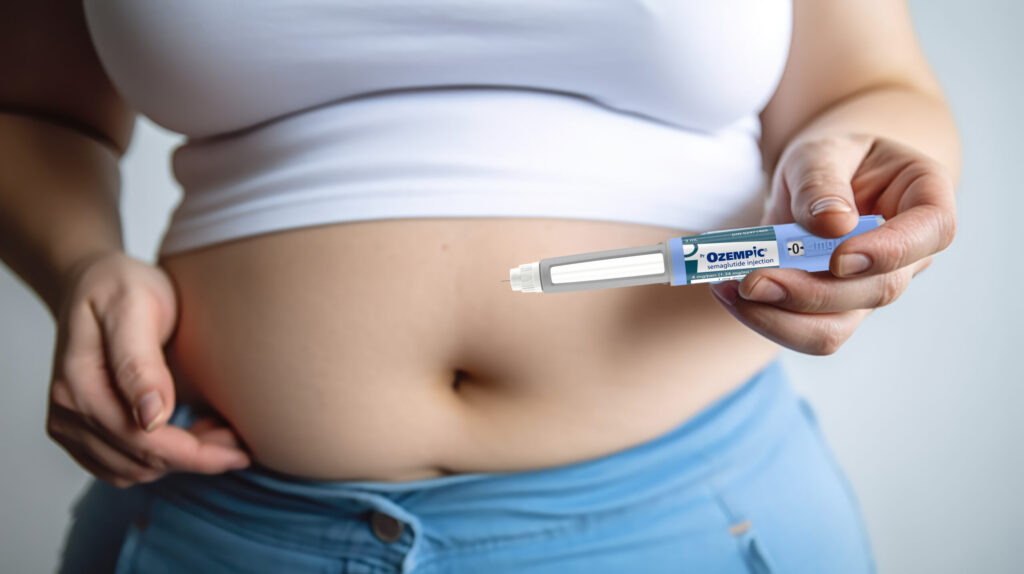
[708,135,958,354]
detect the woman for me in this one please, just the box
[0,0,958,572]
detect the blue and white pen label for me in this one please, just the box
[669,225,780,285]
[667,215,884,285]
[689,240,779,282]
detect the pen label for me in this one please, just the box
[662,215,882,287]
[690,240,779,280]
[671,226,781,284]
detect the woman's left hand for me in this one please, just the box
[708,134,957,355]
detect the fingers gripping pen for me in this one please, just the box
[507,215,885,293]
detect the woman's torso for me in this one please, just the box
[84,0,791,481]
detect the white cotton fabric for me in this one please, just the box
[82,0,793,256]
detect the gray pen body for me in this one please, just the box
[538,242,672,293]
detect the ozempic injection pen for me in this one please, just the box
[507,215,885,293]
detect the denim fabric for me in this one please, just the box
[57,360,875,573]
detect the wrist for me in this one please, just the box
[49,246,125,319]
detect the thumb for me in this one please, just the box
[97,294,177,432]
[777,136,873,238]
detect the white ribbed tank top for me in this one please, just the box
[82,1,793,257]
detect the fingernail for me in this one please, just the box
[838,253,872,276]
[743,277,787,303]
[810,197,852,216]
[710,281,740,306]
[136,392,163,432]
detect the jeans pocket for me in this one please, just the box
[56,478,152,574]
[703,475,781,574]
[112,524,145,574]
[796,397,878,574]
[112,494,350,574]
[794,396,876,572]
[726,519,778,574]
[111,495,154,574]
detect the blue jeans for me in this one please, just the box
[57,360,875,573]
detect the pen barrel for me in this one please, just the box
[667,214,885,285]
[776,215,884,271]
[511,214,885,293]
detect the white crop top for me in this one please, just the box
[82,0,793,257]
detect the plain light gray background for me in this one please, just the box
[2,1,1021,572]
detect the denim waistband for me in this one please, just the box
[150,359,800,572]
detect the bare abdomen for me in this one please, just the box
[158,217,779,482]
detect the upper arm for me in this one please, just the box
[0,1,135,155]
[759,0,946,168]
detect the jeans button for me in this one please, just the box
[369,511,404,543]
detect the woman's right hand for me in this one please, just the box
[45,251,251,488]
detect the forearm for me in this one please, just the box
[769,85,962,183]
[0,111,126,318]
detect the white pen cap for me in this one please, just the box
[509,262,542,292]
